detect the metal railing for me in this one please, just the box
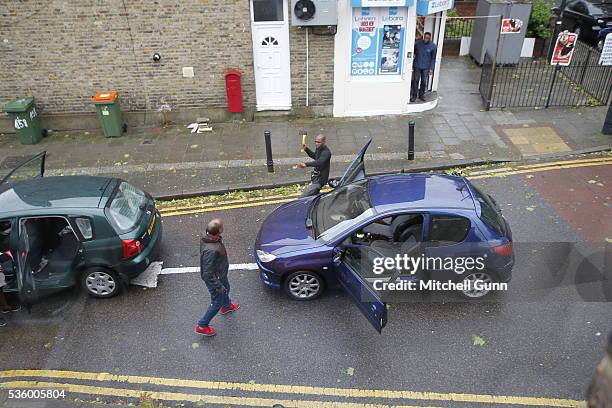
[479,41,612,109]
[444,18,475,40]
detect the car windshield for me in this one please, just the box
[314,180,373,242]
[106,182,147,234]
[470,184,506,235]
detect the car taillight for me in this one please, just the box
[492,241,513,257]
[122,239,144,259]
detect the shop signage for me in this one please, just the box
[351,7,406,76]
[416,0,453,15]
[500,18,523,34]
[352,0,413,7]
[551,30,577,66]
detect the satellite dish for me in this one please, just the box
[294,0,316,21]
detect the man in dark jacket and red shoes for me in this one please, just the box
[298,133,332,197]
[195,218,239,337]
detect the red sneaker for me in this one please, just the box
[219,303,240,315]
[194,325,216,336]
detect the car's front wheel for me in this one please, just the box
[284,271,325,301]
[459,271,495,299]
[81,267,122,298]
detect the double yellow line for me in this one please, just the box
[0,369,583,407]
[157,156,612,218]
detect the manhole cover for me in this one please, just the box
[0,155,31,170]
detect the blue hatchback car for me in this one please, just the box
[255,141,514,332]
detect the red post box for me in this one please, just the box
[225,69,243,113]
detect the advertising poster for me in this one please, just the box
[351,8,379,76]
[379,25,402,73]
[551,30,577,66]
[598,34,612,66]
[500,18,523,34]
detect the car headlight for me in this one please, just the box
[256,250,277,263]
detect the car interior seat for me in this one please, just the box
[46,224,78,275]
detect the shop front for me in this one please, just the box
[333,0,453,117]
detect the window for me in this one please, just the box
[315,180,372,241]
[0,220,11,253]
[75,218,93,240]
[429,215,471,244]
[470,185,506,236]
[261,36,279,46]
[253,0,283,22]
[106,182,147,234]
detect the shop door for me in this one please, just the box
[250,0,292,111]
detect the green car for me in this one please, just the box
[0,152,162,304]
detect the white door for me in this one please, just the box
[250,0,292,111]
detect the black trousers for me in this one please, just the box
[411,68,429,100]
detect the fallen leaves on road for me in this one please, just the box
[341,367,355,376]
[472,335,486,347]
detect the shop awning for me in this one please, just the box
[416,0,454,15]
[352,0,414,7]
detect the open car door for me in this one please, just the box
[0,151,46,186]
[15,219,39,307]
[333,245,387,333]
[334,140,372,189]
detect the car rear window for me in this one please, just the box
[470,185,506,236]
[430,215,471,244]
[106,182,147,234]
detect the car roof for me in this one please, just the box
[0,176,113,215]
[368,173,476,212]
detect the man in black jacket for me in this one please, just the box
[195,218,239,337]
[298,134,332,197]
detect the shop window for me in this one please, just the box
[253,0,283,22]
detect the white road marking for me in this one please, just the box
[160,263,259,275]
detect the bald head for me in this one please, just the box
[206,218,224,237]
[314,134,326,147]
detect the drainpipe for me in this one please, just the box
[306,27,310,107]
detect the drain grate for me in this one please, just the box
[0,155,32,170]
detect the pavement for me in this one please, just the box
[0,105,608,199]
[0,57,609,199]
[0,155,610,407]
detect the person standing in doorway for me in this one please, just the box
[195,218,240,337]
[411,32,437,102]
[298,134,332,197]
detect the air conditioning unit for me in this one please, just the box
[291,0,337,26]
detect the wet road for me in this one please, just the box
[0,155,610,408]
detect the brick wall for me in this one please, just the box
[289,26,335,108]
[0,0,335,119]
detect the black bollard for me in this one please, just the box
[408,121,415,160]
[603,102,612,135]
[264,130,274,173]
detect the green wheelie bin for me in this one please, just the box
[92,91,126,137]
[4,97,44,145]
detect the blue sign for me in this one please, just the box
[416,0,453,15]
[352,0,414,7]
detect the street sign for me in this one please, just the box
[551,30,577,66]
[500,18,523,34]
[599,34,612,66]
